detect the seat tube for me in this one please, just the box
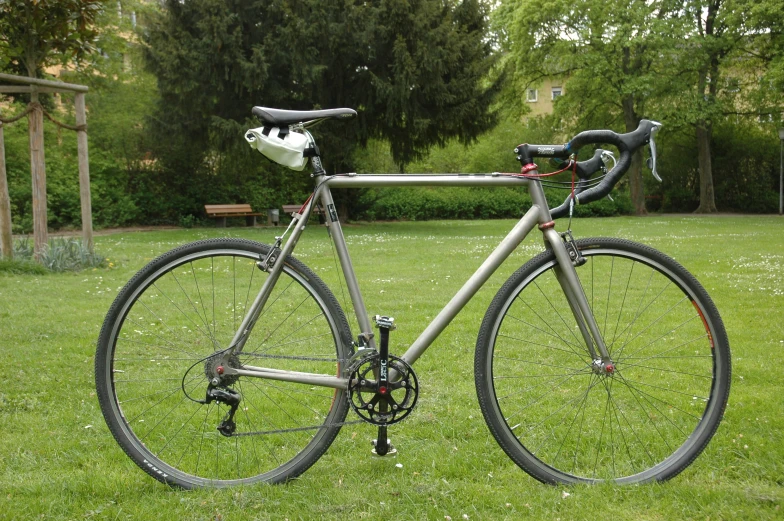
[317,183,376,349]
[527,180,611,361]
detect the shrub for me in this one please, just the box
[354,187,533,221]
[12,237,106,272]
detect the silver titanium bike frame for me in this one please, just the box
[221,171,612,390]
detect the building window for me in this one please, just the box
[526,89,538,102]
[552,87,563,100]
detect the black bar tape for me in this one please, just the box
[549,119,658,218]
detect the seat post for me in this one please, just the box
[304,130,326,176]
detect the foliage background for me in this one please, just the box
[0,0,782,233]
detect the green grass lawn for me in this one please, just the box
[1,215,782,520]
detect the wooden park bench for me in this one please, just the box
[282,204,326,223]
[204,204,262,227]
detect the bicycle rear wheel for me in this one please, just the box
[475,237,730,484]
[96,238,353,488]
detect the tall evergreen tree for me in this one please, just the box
[144,0,498,176]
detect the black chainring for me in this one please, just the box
[347,353,418,425]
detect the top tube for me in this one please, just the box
[324,173,531,188]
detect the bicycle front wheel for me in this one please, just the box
[475,237,730,484]
[96,238,353,488]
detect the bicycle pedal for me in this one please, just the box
[371,438,397,457]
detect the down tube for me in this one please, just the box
[402,205,541,365]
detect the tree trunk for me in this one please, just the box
[622,95,646,215]
[28,87,48,259]
[75,93,93,252]
[695,121,717,213]
[0,118,13,260]
[693,3,720,214]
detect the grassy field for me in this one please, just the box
[1,215,782,520]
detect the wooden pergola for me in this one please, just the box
[0,72,93,260]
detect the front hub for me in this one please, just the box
[592,359,616,375]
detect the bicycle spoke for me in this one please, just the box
[504,312,583,353]
[615,297,692,359]
[613,374,703,421]
[253,311,327,356]
[620,362,711,380]
[496,367,591,403]
[504,369,592,424]
[497,333,591,363]
[151,281,214,340]
[618,333,710,365]
[170,270,216,343]
[610,259,635,348]
[551,376,595,469]
[536,277,585,349]
[616,372,690,439]
[518,290,583,353]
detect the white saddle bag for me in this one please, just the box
[245,126,310,171]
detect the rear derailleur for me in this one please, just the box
[205,386,241,437]
[198,351,242,436]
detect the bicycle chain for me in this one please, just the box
[225,351,371,437]
[230,419,366,437]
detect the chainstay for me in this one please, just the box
[228,352,367,436]
[226,351,383,436]
[230,418,366,437]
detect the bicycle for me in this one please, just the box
[95,106,730,488]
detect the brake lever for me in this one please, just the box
[599,150,616,201]
[600,150,616,173]
[645,121,663,182]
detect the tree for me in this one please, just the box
[0,0,104,256]
[0,0,103,79]
[638,0,783,213]
[674,0,737,213]
[143,0,498,179]
[688,0,784,213]
[496,0,681,215]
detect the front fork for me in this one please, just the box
[543,228,614,370]
[528,183,614,372]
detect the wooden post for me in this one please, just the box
[75,93,93,252]
[0,117,13,260]
[29,89,48,260]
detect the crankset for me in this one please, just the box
[347,353,419,425]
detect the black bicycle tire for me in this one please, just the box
[96,238,353,488]
[475,237,730,484]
